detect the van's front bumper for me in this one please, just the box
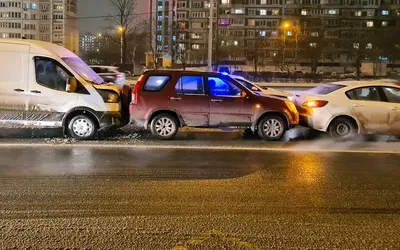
[96,111,122,129]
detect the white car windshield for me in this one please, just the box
[62,57,104,84]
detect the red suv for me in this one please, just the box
[129,71,299,140]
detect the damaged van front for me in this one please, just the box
[0,39,122,140]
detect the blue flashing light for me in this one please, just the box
[220,72,229,76]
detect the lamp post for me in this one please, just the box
[207,0,214,72]
[118,26,124,64]
[282,23,289,63]
[282,23,290,64]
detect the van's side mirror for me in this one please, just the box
[66,77,77,93]
[241,91,248,98]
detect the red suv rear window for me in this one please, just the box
[143,76,171,91]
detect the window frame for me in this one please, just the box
[345,86,386,102]
[381,86,400,104]
[142,75,171,92]
[34,56,73,92]
[175,75,206,96]
[206,76,244,98]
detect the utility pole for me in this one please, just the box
[207,0,214,72]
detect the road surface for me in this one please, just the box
[0,135,400,249]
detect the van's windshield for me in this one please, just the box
[62,57,104,84]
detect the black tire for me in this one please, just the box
[67,114,97,140]
[257,115,286,141]
[150,114,179,140]
[328,117,358,140]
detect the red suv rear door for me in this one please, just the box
[207,76,253,126]
[169,75,209,127]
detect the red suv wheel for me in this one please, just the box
[150,113,179,140]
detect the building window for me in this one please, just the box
[366,43,372,49]
[366,21,374,27]
[192,44,200,49]
[382,21,388,26]
[301,10,307,16]
[260,10,266,15]
[382,10,389,15]
[328,9,338,15]
[310,43,317,47]
[353,43,360,49]
[234,9,244,14]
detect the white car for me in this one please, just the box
[230,75,294,100]
[90,66,126,86]
[293,80,400,139]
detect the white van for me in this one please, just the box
[0,39,122,140]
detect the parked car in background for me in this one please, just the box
[129,70,299,141]
[230,75,294,101]
[293,80,400,139]
[90,66,126,86]
[0,39,122,140]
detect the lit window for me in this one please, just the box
[158,6,162,11]
[272,10,279,15]
[260,10,266,15]
[310,43,317,47]
[382,21,388,26]
[234,41,238,46]
[192,44,200,49]
[382,10,389,15]
[259,31,266,36]
[271,31,278,37]
[287,31,292,36]
[235,9,244,14]
[353,43,359,49]
[311,32,319,37]
[355,11,362,16]
[328,9,338,15]
[366,43,372,49]
[366,21,374,27]
[301,10,307,16]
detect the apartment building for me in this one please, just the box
[79,33,100,54]
[176,0,400,68]
[149,0,177,58]
[0,0,79,54]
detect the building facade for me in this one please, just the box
[79,33,100,54]
[0,0,79,54]
[176,0,400,69]
[149,0,177,59]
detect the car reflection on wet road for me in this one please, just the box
[0,138,400,249]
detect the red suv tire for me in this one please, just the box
[150,113,179,140]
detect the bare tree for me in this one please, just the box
[107,0,137,64]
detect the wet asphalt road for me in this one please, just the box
[0,133,400,249]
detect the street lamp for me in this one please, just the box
[118,26,124,64]
[207,0,214,72]
[282,22,290,63]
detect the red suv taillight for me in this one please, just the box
[132,75,144,104]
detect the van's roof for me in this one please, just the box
[0,39,77,58]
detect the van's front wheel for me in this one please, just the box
[67,114,97,140]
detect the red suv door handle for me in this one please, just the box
[170,97,182,101]
[211,99,223,103]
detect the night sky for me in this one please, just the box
[78,0,147,34]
